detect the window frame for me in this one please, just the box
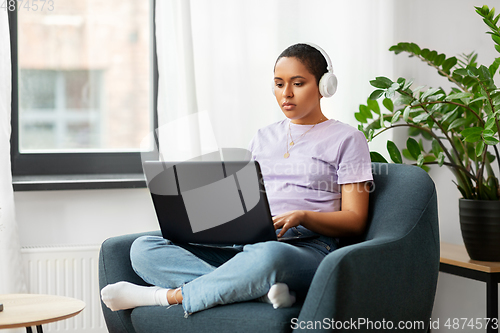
[8,0,158,188]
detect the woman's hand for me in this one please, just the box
[272,210,306,238]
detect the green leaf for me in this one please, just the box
[367,98,381,114]
[403,106,411,122]
[484,135,500,145]
[421,165,431,172]
[454,68,469,76]
[402,148,416,161]
[421,87,440,100]
[421,130,433,141]
[408,127,420,136]
[479,65,492,80]
[485,117,497,129]
[437,152,445,166]
[428,50,438,62]
[390,110,401,124]
[409,43,421,55]
[424,155,436,163]
[441,106,459,124]
[412,112,430,123]
[449,118,468,130]
[383,98,394,112]
[368,129,374,141]
[484,129,495,136]
[467,66,479,77]
[416,153,425,167]
[442,57,457,72]
[393,94,413,107]
[434,54,446,66]
[412,85,425,94]
[460,127,483,137]
[355,112,367,123]
[492,34,500,45]
[385,82,400,100]
[370,151,388,163]
[387,141,402,164]
[489,57,500,77]
[492,94,500,106]
[445,92,474,101]
[431,139,442,157]
[403,78,414,91]
[470,96,488,104]
[406,137,421,160]
[464,134,482,143]
[476,141,485,157]
[427,94,445,102]
[369,89,385,100]
[359,104,372,119]
[370,76,393,89]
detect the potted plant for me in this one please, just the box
[355,5,500,261]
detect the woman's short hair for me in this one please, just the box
[275,43,328,85]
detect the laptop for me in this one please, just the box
[143,160,319,245]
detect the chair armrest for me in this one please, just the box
[99,230,161,333]
[296,197,439,333]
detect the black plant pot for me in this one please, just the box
[459,198,500,261]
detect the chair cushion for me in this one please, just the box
[131,301,302,333]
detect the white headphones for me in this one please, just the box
[272,43,338,98]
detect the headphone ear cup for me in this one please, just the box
[318,73,338,98]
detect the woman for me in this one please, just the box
[101,43,373,317]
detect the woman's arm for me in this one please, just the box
[273,182,370,238]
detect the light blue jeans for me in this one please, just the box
[130,226,337,316]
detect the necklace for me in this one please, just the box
[284,117,324,158]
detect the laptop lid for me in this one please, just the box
[143,160,277,245]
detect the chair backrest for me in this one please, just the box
[340,163,438,247]
[366,162,438,241]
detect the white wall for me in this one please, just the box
[393,1,499,331]
[15,188,158,247]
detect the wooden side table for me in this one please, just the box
[440,242,500,333]
[0,294,85,332]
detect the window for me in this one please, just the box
[8,0,158,189]
[19,69,103,150]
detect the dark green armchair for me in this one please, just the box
[99,163,439,332]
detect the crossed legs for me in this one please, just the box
[101,236,325,314]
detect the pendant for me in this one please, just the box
[284,152,290,158]
[289,141,294,146]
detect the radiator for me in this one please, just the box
[21,245,107,332]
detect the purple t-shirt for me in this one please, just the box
[248,119,373,216]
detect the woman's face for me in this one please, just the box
[273,56,323,124]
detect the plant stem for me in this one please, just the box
[420,103,469,173]
[477,147,488,198]
[494,145,500,176]
[493,116,500,176]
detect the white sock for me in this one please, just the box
[259,283,296,309]
[101,281,172,311]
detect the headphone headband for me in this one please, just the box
[304,42,334,74]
